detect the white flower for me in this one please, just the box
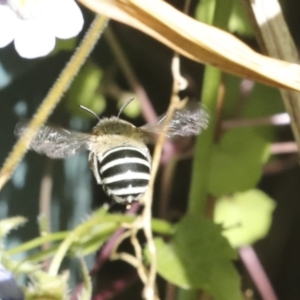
[0,0,84,59]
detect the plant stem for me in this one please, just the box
[188,0,234,216]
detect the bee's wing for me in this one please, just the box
[14,121,95,159]
[140,101,209,141]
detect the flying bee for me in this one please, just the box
[14,100,209,204]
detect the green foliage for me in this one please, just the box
[223,76,284,137]
[0,208,176,299]
[243,84,284,118]
[155,238,191,289]
[228,1,253,36]
[24,271,69,300]
[195,0,217,24]
[208,127,270,196]
[151,219,175,235]
[223,77,284,119]
[196,0,253,36]
[155,216,242,300]
[0,216,27,239]
[222,75,241,117]
[181,2,279,299]
[67,61,106,118]
[177,289,198,300]
[214,189,276,247]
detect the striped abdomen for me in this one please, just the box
[98,146,151,204]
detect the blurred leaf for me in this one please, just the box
[214,189,276,247]
[26,246,59,264]
[151,219,174,235]
[7,232,67,256]
[67,61,106,118]
[49,210,127,274]
[2,255,38,274]
[0,217,27,239]
[7,212,172,263]
[25,270,69,300]
[244,84,285,140]
[76,236,107,257]
[223,77,284,119]
[154,216,241,300]
[222,77,285,140]
[208,127,270,196]
[177,289,198,300]
[154,237,191,289]
[222,75,241,117]
[243,84,284,118]
[195,0,216,25]
[228,1,253,36]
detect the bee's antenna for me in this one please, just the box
[79,105,100,121]
[117,98,134,118]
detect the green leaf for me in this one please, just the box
[228,1,253,36]
[177,289,198,300]
[244,84,284,140]
[155,216,242,300]
[7,232,67,256]
[25,271,69,300]
[208,127,270,196]
[222,75,241,118]
[214,189,276,247]
[222,77,284,123]
[195,0,216,25]
[151,219,174,235]
[0,217,27,239]
[2,255,38,274]
[222,77,284,142]
[155,238,191,289]
[243,84,284,118]
[196,0,253,36]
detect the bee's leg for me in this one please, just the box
[89,152,102,185]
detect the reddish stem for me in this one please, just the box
[239,246,278,300]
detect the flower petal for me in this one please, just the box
[14,19,55,59]
[0,264,24,300]
[50,0,84,39]
[0,5,17,47]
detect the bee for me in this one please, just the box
[15,100,209,204]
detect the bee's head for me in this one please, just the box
[92,118,136,135]
[79,98,135,122]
